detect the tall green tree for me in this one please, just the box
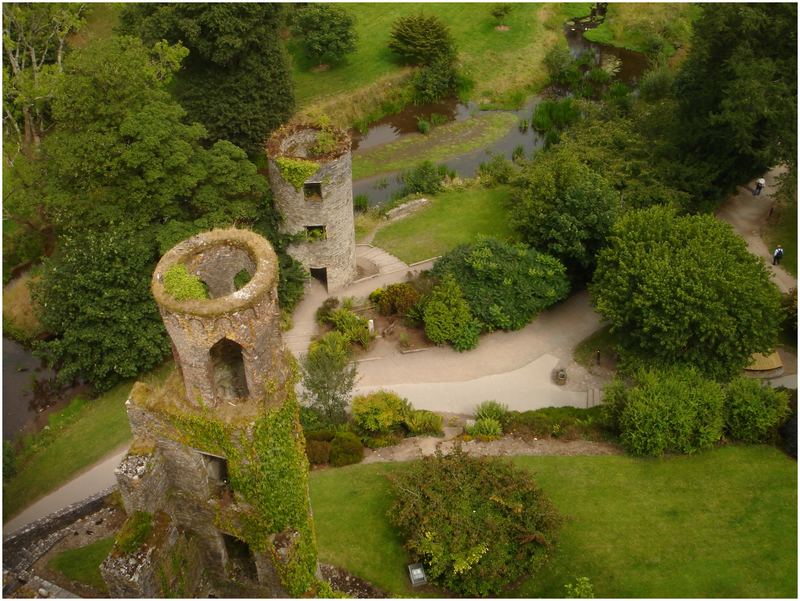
[674,3,797,202]
[120,3,295,155]
[510,145,620,278]
[590,206,783,380]
[301,331,357,426]
[31,229,170,392]
[294,4,357,67]
[2,2,86,151]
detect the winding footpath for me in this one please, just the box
[5,169,797,534]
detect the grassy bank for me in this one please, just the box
[309,446,797,598]
[352,112,517,180]
[582,3,700,55]
[3,363,172,521]
[764,182,797,277]
[48,537,114,592]
[293,3,594,125]
[371,185,517,263]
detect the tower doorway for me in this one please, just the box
[209,339,248,401]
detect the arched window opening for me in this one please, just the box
[209,338,248,401]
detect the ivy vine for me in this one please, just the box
[276,157,320,191]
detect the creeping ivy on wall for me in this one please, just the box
[165,381,318,596]
[275,157,320,191]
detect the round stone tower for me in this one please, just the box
[151,228,288,408]
[266,123,357,291]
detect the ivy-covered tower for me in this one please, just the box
[266,123,357,291]
[101,229,319,598]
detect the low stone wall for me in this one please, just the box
[3,487,116,573]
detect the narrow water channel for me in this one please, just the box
[2,337,55,440]
[351,12,650,205]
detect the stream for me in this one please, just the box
[351,8,650,205]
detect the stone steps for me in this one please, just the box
[356,245,408,275]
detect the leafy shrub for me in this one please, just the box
[405,409,443,436]
[316,296,340,325]
[477,153,515,186]
[430,112,448,126]
[512,144,525,161]
[401,160,449,195]
[305,429,336,442]
[467,417,502,439]
[412,57,458,104]
[779,389,797,458]
[163,263,208,301]
[423,272,480,351]
[432,237,570,332]
[352,390,411,435]
[783,288,797,339]
[610,367,725,457]
[327,308,371,348]
[310,130,338,156]
[113,511,153,555]
[377,282,420,316]
[353,194,369,213]
[491,3,513,24]
[388,449,561,596]
[329,431,363,467]
[724,377,789,443]
[388,14,455,65]
[306,440,332,465]
[475,400,508,423]
[544,46,578,87]
[639,63,674,101]
[417,118,431,134]
[565,576,595,598]
[3,440,17,481]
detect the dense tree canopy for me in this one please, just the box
[294,4,357,66]
[2,3,86,150]
[432,237,570,332]
[510,144,620,278]
[590,206,783,380]
[120,3,295,155]
[31,229,169,392]
[674,3,797,201]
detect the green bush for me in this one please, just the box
[467,417,502,439]
[411,57,459,105]
[163,263,208,301]
[306,440,332,465]
[302,331,356,426]
[377,282,420,316]
[432,237,570,332]
[113,511,153,555]
[326,307,371,348]
[388,449,561,597]
[405,409,443,436]
[294,4,357,65]
[532,99,581,142]
[352,390,411,435]
[474,400,508,423]
[3,440,17,481]
[305,429,336,442]
[400,160,449,195]
[724,377,789,443]
[310,130,339,156]
[388,13,455,65]
[477,153,515,186]
[315,296,340,326]
[417,118,431,134]
[423,272,480,351]
[233,269,251,290]
[505,406,607,441]
[564,576,595,598]
[543,46,578,87]
[329,431,364,467]
[639,63,674,101]
[610,367,725,457]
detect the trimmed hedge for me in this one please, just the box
[330,431,363,467]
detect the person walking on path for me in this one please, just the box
[754,177,766,195]
[773,245,784,265]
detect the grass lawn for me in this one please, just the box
[352,112,517,180]
[292,3,594,124]
[573,323,616,367]
[309,445,797,598]
[371,185,517,263]
[3,363,172,521]
[582,3,700,54]
[48,536,114,592]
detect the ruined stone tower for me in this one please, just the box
[101,229,318,598]
[266,123,357,291]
